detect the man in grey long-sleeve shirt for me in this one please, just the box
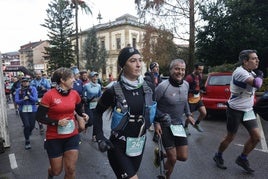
[154,59,195,178]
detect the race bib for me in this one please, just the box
[22,105,33,112]
[243,110,256,121]
[170,124,187,137]
[89,101,97,109]
[57,120,75,134]
[126,135,145,157]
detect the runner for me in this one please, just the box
[154,59,195,179]
[213,49,263,173]
[93,47,156,179]
[35,67,88,178]
[184,62,206,135]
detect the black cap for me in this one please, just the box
[21,77,30,82]
[150,62,159,70]
[118,47,140,68]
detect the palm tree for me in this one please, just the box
[70,0,92,69]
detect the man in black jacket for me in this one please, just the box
[144,62,162,90]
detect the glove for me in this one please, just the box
[98,138,114,152]
[253,77,263,89]
[253,70,264,89]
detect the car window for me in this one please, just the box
[208,75,232,85]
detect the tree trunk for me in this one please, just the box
[188,0,195,73]
[75,1,79,69]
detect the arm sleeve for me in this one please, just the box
[75,102,84,116]
[35,105,59,126]
[184,101,191,116]
[154,108,165,123]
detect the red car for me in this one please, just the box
[201,72,232,116]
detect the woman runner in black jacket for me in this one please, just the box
[93,47,156,179]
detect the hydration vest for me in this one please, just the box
[111,82,157,131]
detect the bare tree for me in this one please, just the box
[142,25,178,75]
[135,0,200,72]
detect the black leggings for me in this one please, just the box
[107,137,143,179]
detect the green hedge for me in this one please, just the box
[258,77,268,92]
[208,63,236,73]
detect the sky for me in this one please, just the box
[0,0,138,53]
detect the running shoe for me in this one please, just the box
[213,154,227,169]
[25,142,31,150]
[92,135,97,142]
[235,156,254,173]
[193,123,204,132]
[48,174,54,179]
[148,125,154,132]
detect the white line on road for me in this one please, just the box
[256,114,268,152]
[9,153,18,169]
[234,114,268,153]
[235,143,268,153]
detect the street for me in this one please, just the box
[0,104,268,179]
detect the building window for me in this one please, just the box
[116,38,121,50]
[101,40,105,49]
[132,38,137,48]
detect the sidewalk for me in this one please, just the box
[0,103,48,179]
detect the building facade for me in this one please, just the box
[19,40,49,72]
[2,14,151,80]
[1,51,20,66]
[77,14,147,80]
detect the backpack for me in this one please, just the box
[253,91,268,121]
[111,82,157,131]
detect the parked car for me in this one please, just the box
[201,72,232,117]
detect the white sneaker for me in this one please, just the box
[148,125,154,132]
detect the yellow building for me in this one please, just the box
[77,14,147,80]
